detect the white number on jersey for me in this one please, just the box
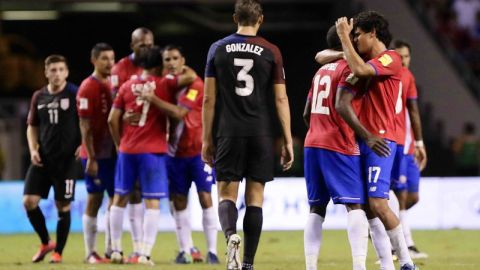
[64,179,74,199]
[368,166,381,183]
[311,74,331,115]
[48,109,58,124]
[395,81,403,114]
[234,58,254,96]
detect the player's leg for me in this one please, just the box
[127,185,143,261]
[167,156,194,264]
[361,140,415,268]
[136,153,169,265]
[109,153,137,263]
[101,158,116,260]
[193,155,218,263]
[23,165,55,263]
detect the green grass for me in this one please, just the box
[0,230,479,269]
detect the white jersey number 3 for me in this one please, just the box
[311,74,331,115]
[234,58,254,96]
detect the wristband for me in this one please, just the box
[415,140,424,148]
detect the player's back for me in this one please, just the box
[114,75,173,154]
[360,50,402,142]
[205,33,285,137]
[304,59,361,155]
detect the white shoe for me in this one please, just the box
[110,251,124,264]
[226,234,242,270]
[409,246,428,259]
[138,255,155,266]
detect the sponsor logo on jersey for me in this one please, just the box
[346,73,359,85]
[225,43,264,56]
[60,98,70,110]
[79,98,88,110]
[378,54,393,66]
[186,89,198,101]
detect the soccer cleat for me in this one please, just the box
[226,234,242,270]
[104,250,113,260]
[85,251,108,264]
[400,263,420,270]
[175,251,193,264]
[126,252,141,264]
[138,255,155,266]
[110,251,124,264]
[49,252,62,263]
[408,246,429,259]
[206,251,220,264]
[32,241,56,263]
[190,246,204,263]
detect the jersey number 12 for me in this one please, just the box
[311,74,331,115]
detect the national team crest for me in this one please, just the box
[60,98,70,110]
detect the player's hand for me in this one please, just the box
[201,140,215,168]
[123,109,141,126]
[141,87,155,102]
[30,150,43,167]
[414,146,427,171]
[365,136,391,157]
[336,17,353,38]
[281,143,294,171]
[86,158,98,177]
[74,146,81,160]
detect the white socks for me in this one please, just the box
[304,213,324,270]
[173,208,192,253]
[399,210,415,247]
[82,214,97,257]
[141,209,160,257]
[347,210,368,270]
[387,224,413,266]
[128,203,144,254]
[388,190,400,217]
[202,207,218,254]
[104,209,112,255]
[368,218,395,270]
[110,205,125,252]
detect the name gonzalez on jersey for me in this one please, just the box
[226,43,264,56]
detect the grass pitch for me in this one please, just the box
[0,230,478,270]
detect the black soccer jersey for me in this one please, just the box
[205,33,285,137]
[27,82,81,162]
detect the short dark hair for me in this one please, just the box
[234,0,263,26]
[354,11,392,47]
[139,46,163,69]
[393,39,411,53]
[326,25,342,50]
[162,44,184,56]
[91,42,113,59]
[45,54,67,67]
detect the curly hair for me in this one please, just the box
[354,11,392,47]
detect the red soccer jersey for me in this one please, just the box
[169,77,204,157]
[360,50,402,141]
[110,54,143,92]
[113,75,174,154]
[404,109,416,155]
[77,76,114,159]
[394,67,419,145]
[304,59,363,155]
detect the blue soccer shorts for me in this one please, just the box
[167,155,215,196]
[392,154,420,193]
[81,158,116,197]
[359,139,397,199]
[304,147,365,206]
[114,152,168,199]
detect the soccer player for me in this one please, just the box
[392,40,428,259]
[335,12,418,270]
[77,43,116,264]
[23,54,80,263]
[202,1,294,270]
[107,46,172,266]
[303,26,369,270]
[155,44,219,264]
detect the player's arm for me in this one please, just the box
[142,89,189,120]
[79,118,97,176]
[107,108,123,151]
[26,125,43,167]
[315,49,344,65]
[303,99,312,129]
[407,99,427,170]
[201,77,216,167]
[335,87,391,157]
[177,65,197,87]
[336,17,376,77]
[274,84,294,171]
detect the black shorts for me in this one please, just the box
[215,136,274,182]
[23,158,79,202]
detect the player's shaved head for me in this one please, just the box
[130,27,154,59]
[326,25,342,51]
[131,27,153,43]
